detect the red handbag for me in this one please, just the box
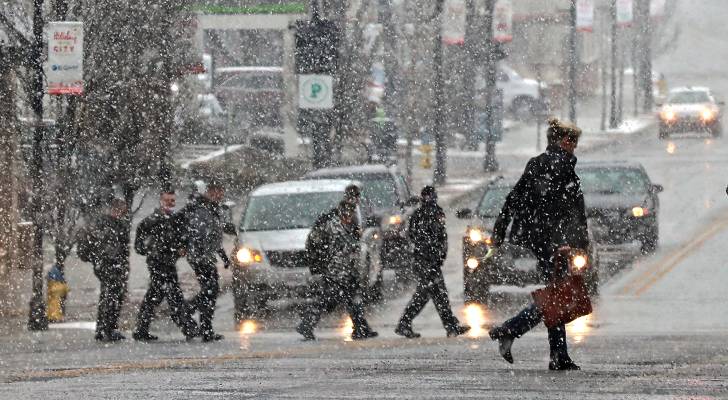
[531,249,593,328]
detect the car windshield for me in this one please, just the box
[477,187,511,217]
[241,191,342,231]
[668,91,711,104]
[578,168,649,194]
[313,173,398,210]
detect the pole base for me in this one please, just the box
[28,299,49,331]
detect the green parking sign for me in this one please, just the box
[299,74,333,109]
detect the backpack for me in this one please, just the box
[305,212,333,276]
[76,226,97,264]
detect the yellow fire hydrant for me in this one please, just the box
[47,264,69,323]
[419,143,433,169]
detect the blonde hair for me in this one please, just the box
[546,117,582,145]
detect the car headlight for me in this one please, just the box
[467,227,491,245]
[631,207,648,217]
[387,214,403,226]
[466,257,479,270]
[571,254,588,272]
[660,109,676,122]
[235,246,263,265]
[701,108,716,122]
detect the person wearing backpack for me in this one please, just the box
[77,198,130,342]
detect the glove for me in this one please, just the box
[218,249,231,269]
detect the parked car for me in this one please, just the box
[304,164,418,282]
[457,177,600,303]
[230,179,382,321]
[477,64,549,119]
[657,87,723,138]
[577,161,662,254]
[214,66,284,127]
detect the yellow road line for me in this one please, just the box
[618,212,728,297]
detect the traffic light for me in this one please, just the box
[294,19,340,74]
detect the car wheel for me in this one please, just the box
[711,123,723,137]
[511,97,536,121]
[658,126,669,139]
[233,282,264,321]
[464,276,489,304]
[640,226,659,254]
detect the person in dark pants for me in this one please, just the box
[487,118,589,371]
[395,186,470,339]
[77,199,130,342]
[180,179,236,342]
[297,201,378,341]
[132,189,198,341]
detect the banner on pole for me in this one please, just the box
[650,0,666,19]
[47,21,83,95]
[493,0,513,43]
[442,0,466,45]
[576,0,594,33]
[616,0,634,27]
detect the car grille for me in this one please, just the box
[265,250,307,269]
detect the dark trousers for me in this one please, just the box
[189,259,220,337]
[500,254,569,360]
[300,276,371,335]
[135,261,197,337]
[94,264,128,336]
[398,262,459,331]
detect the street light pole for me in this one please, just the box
[482,0,498,172]
[433,0,446,185]
[568,0,578,123]
[27,0,48,331]
[609,0,619,129]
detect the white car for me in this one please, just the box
[231,179,382,321]
[658,87,723,138]
[477,64,548,119]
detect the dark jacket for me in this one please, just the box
[134,208,186,266]
[492,145,589,259]
[408,199,448,267]
[77,214,130,270]
[306,208,361,280]
[179,195,236,264]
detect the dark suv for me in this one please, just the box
[304,164,418,281]
[457,177,600,303]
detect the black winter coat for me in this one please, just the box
[492,145,589,259]
[134,209,186,267]
[179,196,236,264]
[408,199,448,268]
[77,214,130,269]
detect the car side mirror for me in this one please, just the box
[365,215,381,228]
[655,102,663,107]
[407,196,420,206]
[456,208,473,219]
[651,184,664,193]
[719,101,726,106]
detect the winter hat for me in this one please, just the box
[546,117,582,144]
[421,185,437,202]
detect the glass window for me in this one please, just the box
[668,91,711,104]
[477,187,511,217]
[577,168,649,194]
[241,191,342,231]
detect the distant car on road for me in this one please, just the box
[230,179,382,321]
[457,177,600,303]
[477,64,549,119]
[577,161,663,254]
[657,87,723,138]
[304,164,418,282]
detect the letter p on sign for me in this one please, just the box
[299,74,334,109]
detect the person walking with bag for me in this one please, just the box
[487,118,590,371]
[395,186,470,339]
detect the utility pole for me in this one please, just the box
[433,0,446,185]
[609,0,619,129]
[567,0,578,123]
[638,0,653,112]
[482,0,498,172]
[28,0,48,331]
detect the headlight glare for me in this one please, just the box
[466,257,479,270]
[388,215,403,225]
[468,228,484,243]
[632,207,647,217]
[236,247,262,265]
[661,109,676,121]
[701,108,715,121]
[571,254,588,271]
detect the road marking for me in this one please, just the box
[618,211,728,297]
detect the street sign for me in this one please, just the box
[493,0,513,43]
[576,0,595,33]
[616,0,634,27]
[298,74,333,109]
[650,0,666,19]
[442,0,466,45]
[47,21,83,95]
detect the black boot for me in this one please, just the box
[395,325,421,339]
[489,326,514,364]
[132,331,159,342]
[549,355,581,371]
[296,323,316,341]
[446,324,471,337]
[201,332,225,342]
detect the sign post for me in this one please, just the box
[47,21,83,95]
